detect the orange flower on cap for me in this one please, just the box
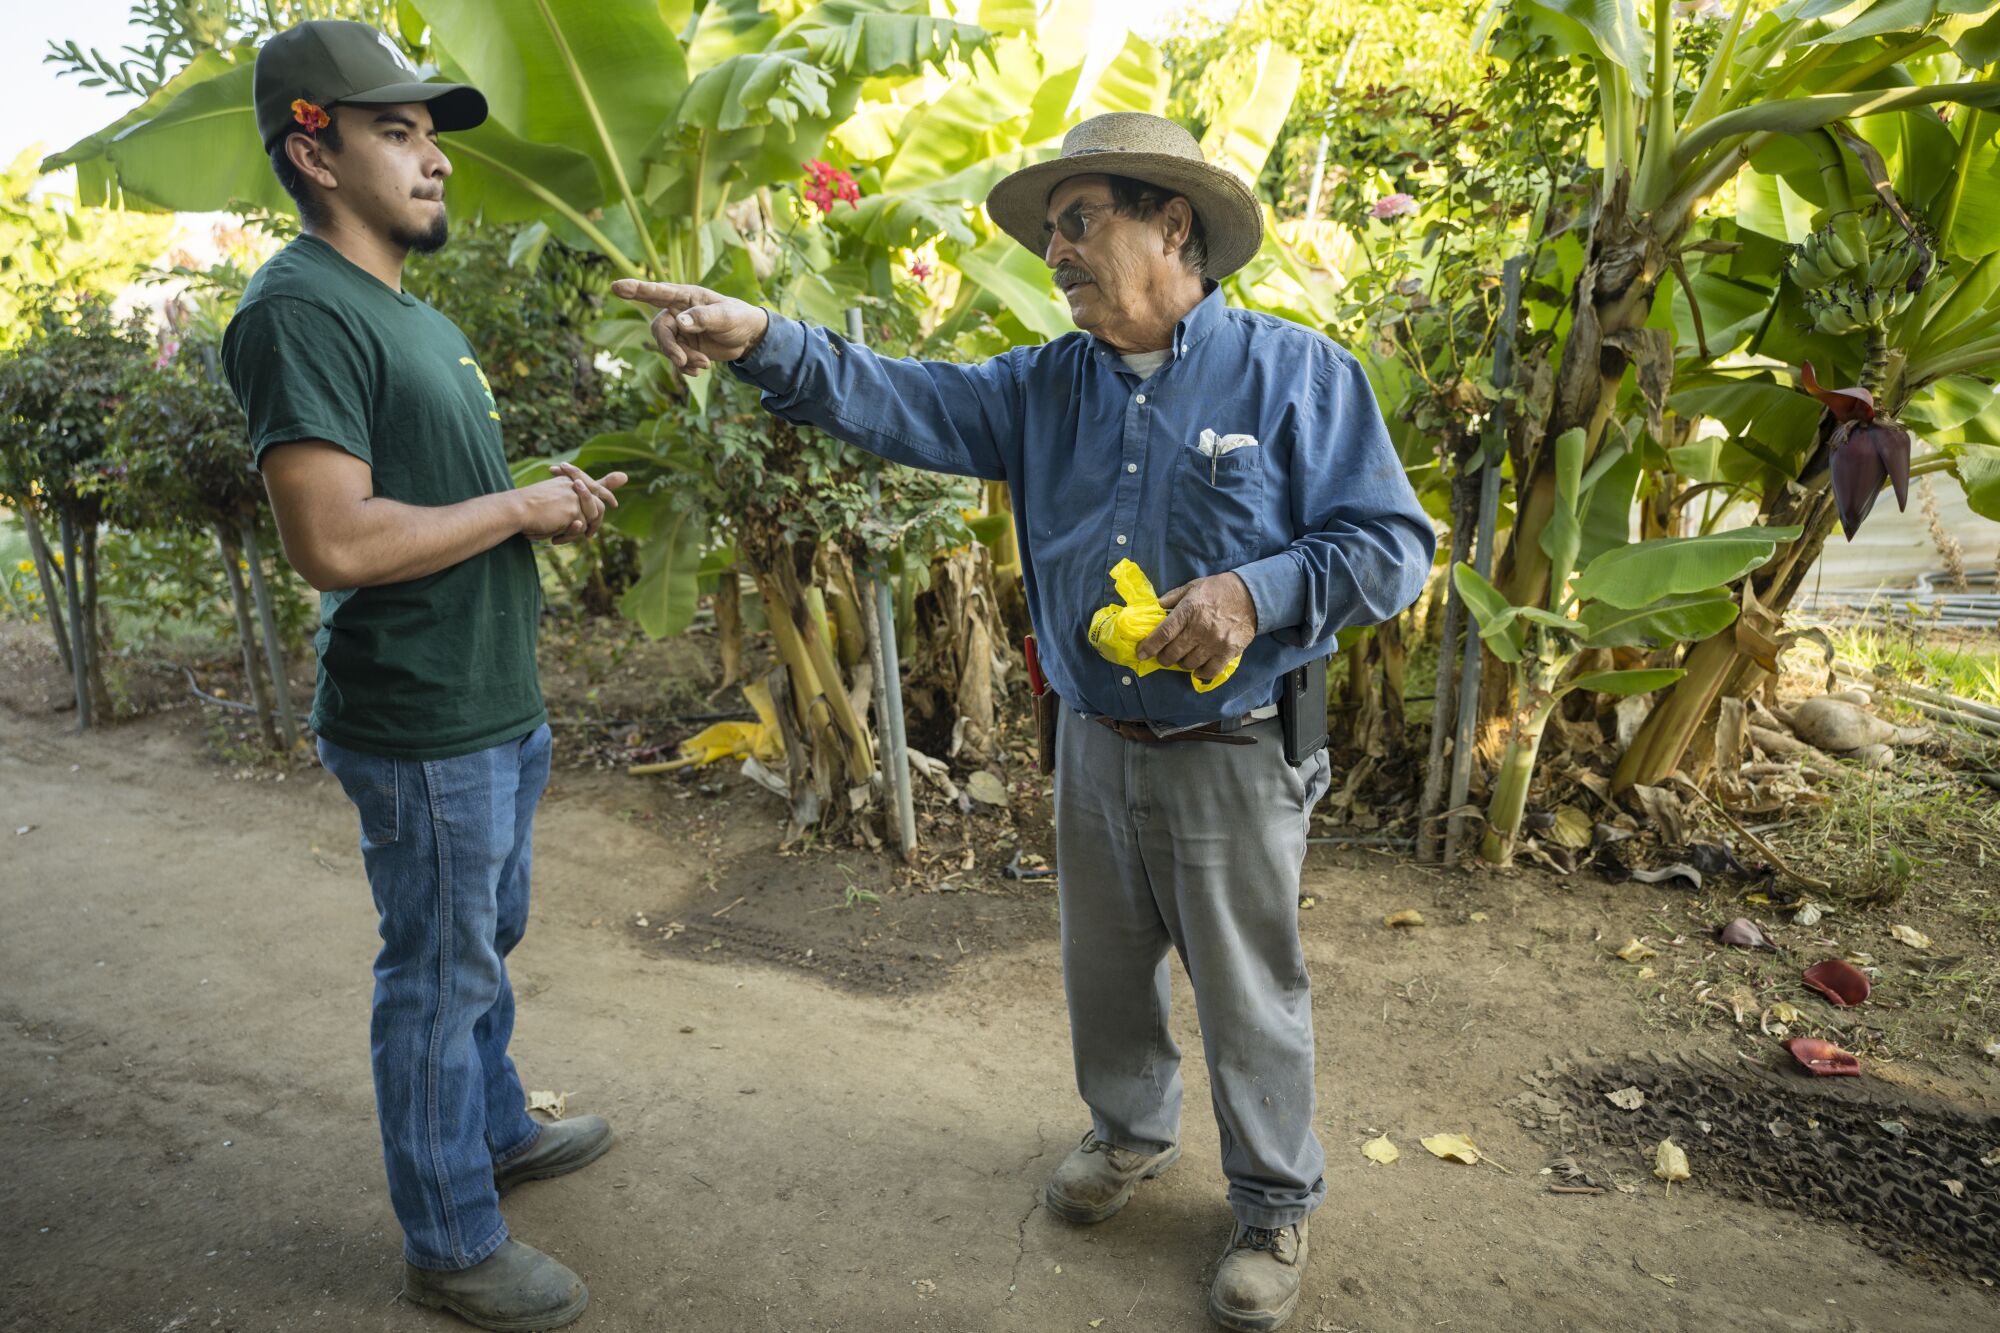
[291,99,331,133]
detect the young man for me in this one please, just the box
[222,22,626,1331]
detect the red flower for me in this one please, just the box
[908,259,933,281]
[291,99,330,134]
[800,158,861,212]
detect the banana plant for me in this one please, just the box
[1452,427,1799,863]
[1477,0,2000,625]
[1615,95,2000,791]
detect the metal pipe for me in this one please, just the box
[1444,255,1526,861]
[847,308,918,856]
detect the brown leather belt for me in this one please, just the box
[1093,716,1257,747]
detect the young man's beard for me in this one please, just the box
[391,209,450,254]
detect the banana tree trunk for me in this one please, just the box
[714,572,743,689]
[1495,176,1671,613]
[1482,687,1558,866]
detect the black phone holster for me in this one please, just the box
[1278,656,1330,767]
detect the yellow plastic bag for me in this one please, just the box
[675,681,785,767]
[1087,559,1239,693]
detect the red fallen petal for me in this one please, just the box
[1830,424,1888,541]
[1783,1036,1861,1076]
[1858,421,1911,513]
[1800,361,1875,422]
[1802,958,1871,1006]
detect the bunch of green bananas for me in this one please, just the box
[1790,206,1925,335]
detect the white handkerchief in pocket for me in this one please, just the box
[1197,428,1259,459]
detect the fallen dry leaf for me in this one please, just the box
[1890,923,1931,949]
[1422,1133,1481,1165]
[1549,805,1593,849]
[1383,909,1426,928]
[1469,911,1490,923]
[525,1090,568,1119]
[1980,1147,2000,1167]
[1089,1321,1104,1329]
[1637,966,1657,980]
[1945,1180,1966,1199]
[1606,1087,1646,1111]
[1771,1002,1803,1024]
[1653,1138,1690,1188]
[1361,1134,1400,1165]
[1616,938,1658,963]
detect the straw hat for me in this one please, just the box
[984,112,1264,279]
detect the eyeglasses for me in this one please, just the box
[1041,201,1118,249]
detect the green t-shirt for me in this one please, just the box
[223,234,546,760]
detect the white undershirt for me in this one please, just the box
[1118,348,1172,379]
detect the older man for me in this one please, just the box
[614,112,1434,1331]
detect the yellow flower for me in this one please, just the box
[14,559,31,573]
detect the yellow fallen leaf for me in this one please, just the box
[1422,1133,1481,1165]
[1548,805,1593,849]
[1653,1138,1690,1188]
[1771,1002,1802,1024]
[1089,1321,1105,1329]
[1616,938,1657,963]
[1469,911,1489,923]
[1384,909,1426,928]
[1361,1134,1400,1165]
[1298,896,1317,910]
[1890,924,1932,949]
[1636,966,1657,980]
[525,1089,568,1119]
[1944,1179,1965,1199]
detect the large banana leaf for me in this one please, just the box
[47,62,286,214]
[951,234,1072,341]
[41,48,240,209]
[414,0,686,202]
[440,119,606,225]
[620,497,706,639]
[780,0,989,78]
[1452,563,1528,663]
[1954,442,2000,519]
[1577,592,1741,648]
[1570,525,1804,609]
[1198,41,1302,188]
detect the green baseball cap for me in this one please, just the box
[253,20,486,151]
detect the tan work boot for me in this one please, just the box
[403,1239,587,1332]
[1043,1130,1181,1224]
[1207,1218,1308,1332]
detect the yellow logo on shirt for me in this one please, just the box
[459,356,501,421]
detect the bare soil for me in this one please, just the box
[5,621,2000,1333]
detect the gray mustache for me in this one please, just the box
[1054,263,1092,290]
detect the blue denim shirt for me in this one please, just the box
[732,286,1437,730]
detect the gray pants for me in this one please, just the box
[1053,709,1333,1228]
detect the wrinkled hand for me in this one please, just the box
[609,280,769,376]
[547,463,628,544]
[1136,571,1258,681]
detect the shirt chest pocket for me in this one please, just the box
[1167,444,1267,571]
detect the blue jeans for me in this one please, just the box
[317,724,551,1270]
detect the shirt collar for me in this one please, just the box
[1089,282,1226,364]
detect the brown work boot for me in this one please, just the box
[1207,1218,1308,1332]
[1043,1130,1181,1224]
[403,1239,587,1332]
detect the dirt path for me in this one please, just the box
[4,705,1997,1333]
